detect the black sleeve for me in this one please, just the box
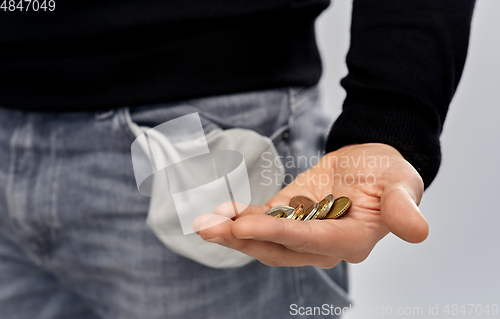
[325,0,475,188]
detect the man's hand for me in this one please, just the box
[196,143,428,268]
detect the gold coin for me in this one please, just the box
[289,195,315,211]
[289,204,304,220]
[294,204,309,221]
[310,194,334,220]
[267,210,285,218]
[323,196,351,219]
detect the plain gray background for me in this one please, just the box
[316,0,500,317]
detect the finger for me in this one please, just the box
[196,211,339,267]
[193,213,231,232]
[381,161,428,243]
[211,201,270,220]
[381,185,428,243]
[196,203,277,235]
[224,239,341,268]
[202,225,340,268]
[196,207,264,240]
[230,213,371,261]
[232,204,269,219]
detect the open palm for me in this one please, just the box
[197,143,428,268]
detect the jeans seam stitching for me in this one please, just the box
[287,89,299,178]
[292,267,305,305]
[6,121,31,238]
[47,124,61,229]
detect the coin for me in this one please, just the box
[267,205,294,218]
[280,208,295,218]
[309,194,334,220]
[294,204,309,221]
[274,211,286,218]
[288,204,304,220]
[267,194,351,221]
[323,196,351,219]
[289,195,315,210]
[303,202,320,220]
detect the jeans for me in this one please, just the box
[0,86,349,319]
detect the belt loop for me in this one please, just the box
[95,109,115,120]
[288,87,304,114]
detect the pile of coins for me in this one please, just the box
[266,194,351,221]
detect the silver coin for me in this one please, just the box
[315,194,335,220]
[286,210,297,219]
[303,202,320,220]
[281,208,295,218]
[267,205,294,217]
[288,204,305,220]
[268,210,285,218]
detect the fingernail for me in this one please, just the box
[204,237,227,245]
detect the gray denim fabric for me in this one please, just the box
[0,86,349,319]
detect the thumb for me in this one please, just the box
[381,185,428,243]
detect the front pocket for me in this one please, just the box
[117,105,221,145]
[123,109,287,268]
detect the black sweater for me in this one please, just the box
[0,0,475,188]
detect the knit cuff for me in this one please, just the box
[325,90,442,189]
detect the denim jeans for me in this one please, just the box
[0,86,349,319]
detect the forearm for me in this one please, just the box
[326,0,475,188]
